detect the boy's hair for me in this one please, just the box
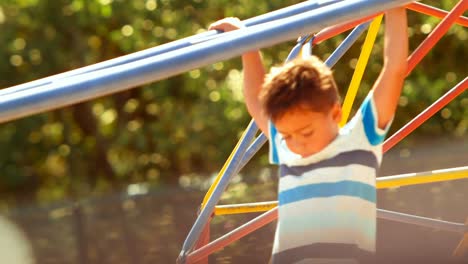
[260,56,340,121]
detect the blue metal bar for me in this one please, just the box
[1,0,342,95]
[285,41,304,61]
[237,133,268,171]
[0,0,415,124]
[178,120,258,263]
[325,21,371,67]
[302,35,315,58]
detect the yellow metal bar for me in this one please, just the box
[339,15,383,127]
[201,128,249,209]
[214,166,468,215]
[453,218,468,258]
[214,201,278,215]
[377,166,468,189]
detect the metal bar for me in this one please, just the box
[453,233,468,258]
[178,120,257,263]
[406,0,468,74]
[0,7,376,117]
[324,21,371,67]
[377,209,467,233]
[237,134,268,171]
[0,0,416,124]
[216,201,278,215]
[186,208,278,264]
[192,217,212,264]
[377,166,468,189]
[453,218,468,258]
[339,15,383,126]
[1,1,357,100]
[214,166,468,215]
[313,13,379,45]
[383,77,468,153]
[407,2,468,27]
[1,3,374,98]
[201,124,257,208]
[1,0,342,95]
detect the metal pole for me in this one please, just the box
[340,16,383,126]
[383,77,468,153]
[192,217,212,264]
[237,134,268,171]
[377,209,467,234]
[453,218,468,258]
[406,0,468,74]
[1,0,342,95]
[178,121,257,263]
[0,0,416,124]
[324,21,371,67]
[187,208,278,263]
[214,165,468,215]
[407,2,468,27]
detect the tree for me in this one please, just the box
[0,0,466,205]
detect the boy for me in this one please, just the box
[210,7,407,264]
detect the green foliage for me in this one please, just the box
[0,0,466,205]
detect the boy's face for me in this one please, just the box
[274,103,342,158]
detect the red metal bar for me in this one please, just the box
[193,218,211,264]
[383,77,468,153]
[452,218,468,258]
[407,2,468,27]
[314,13,381,44]
[407,0,468,75]
[186,208,278,263]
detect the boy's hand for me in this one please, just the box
[208,17,244,32]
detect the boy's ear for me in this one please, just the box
[331,103,342,123]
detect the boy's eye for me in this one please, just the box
[302,131,314,137]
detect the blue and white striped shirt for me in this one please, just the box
[269,92,391,264]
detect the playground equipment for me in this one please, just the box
[1,0,467,263]
[177,1,468,263]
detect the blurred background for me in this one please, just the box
[0,0,467,263]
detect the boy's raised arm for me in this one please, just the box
[209,18,269,137]
[372,7,408,129]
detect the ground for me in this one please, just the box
[3,136,468,263]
